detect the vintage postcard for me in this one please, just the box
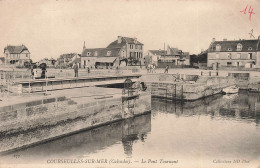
[0,0,260,168]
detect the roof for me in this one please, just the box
[208,39,260,52]
[0,57,5,63]
[169,47,182,55]
[72,58,81,63]
[107,36,143,48]
[4,45,29,54]
[149,50,165,55]
[82,48,121,57]
[96,57,117,63]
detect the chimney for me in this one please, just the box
[117,36,122,43]
[212,38,215,42]
[134,38,137,44]
[223,38,227,41]
[83,41,86,50]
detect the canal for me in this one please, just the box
[1,90,260,167]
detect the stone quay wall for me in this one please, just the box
[0,92,151,153]
[141,74,236,101]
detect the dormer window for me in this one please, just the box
[216,44,221,51]
[107,51,111,56]
[237,43,242,51]
[248,47,252,51]
[228,48,232,51]
[94,51,98,56]
[87,52,91,56]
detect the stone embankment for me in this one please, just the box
[140,74,236,101]
[0,87,151,153]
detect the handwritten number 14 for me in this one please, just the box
[240,5,255,21]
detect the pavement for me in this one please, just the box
[0,87,122,108]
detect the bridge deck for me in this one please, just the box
[16,74,141,93]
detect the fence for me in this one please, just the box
[200,71,219,76]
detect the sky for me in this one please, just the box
[0,0,259,61]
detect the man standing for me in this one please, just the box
[164,65,169,73]
[73,63,79,77]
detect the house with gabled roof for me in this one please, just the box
[146,45,190,68]
[207,36,260,69]
[81,36,144,69]
[3,45,31,66]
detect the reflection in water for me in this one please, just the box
[2,91,260,165]
[2,113,151,162]
[152,90,260,125]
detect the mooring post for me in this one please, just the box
[45,71,48,95]
[181,85,184,101]
[166,85,167,100]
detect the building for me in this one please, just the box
[145,50,165,66]
[147,45,190,68]
[81,36,144,69]
[56,53,81,68]
[207,36,260,69]
[3,45,31,66]
[37,58,56,68]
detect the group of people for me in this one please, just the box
[146,64,156,73]
[146,64,170,74]
[73,63,91,77]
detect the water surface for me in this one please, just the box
[1,90,260,167]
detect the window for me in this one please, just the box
[87,52,91,56]
[237,53,241,59]
[140,53,142,58]
[6,54,8,58]
[130,45,133,49]
[237,43,242,51]
[248,47,252,51]
[216,44,221,51]
[237,62,240,67]
[26,54,28,57]
[135,45,138,49]
[248,53,252,59]
[140,45,142,50]
[227,62,232,66]
[107,51,111,56]
[227,53,231,59]
[216,53,219,59]
[94,51,98,56]
[228,48,232,51]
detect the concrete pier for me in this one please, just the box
[0,87,151,153]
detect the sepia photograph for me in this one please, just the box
[0,0,260,167]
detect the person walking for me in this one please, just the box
[164,65,169,73]
[73,63,79,77]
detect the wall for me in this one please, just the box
[208,52,257,68]
[0,91,151,153]
[143,76,235,101]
